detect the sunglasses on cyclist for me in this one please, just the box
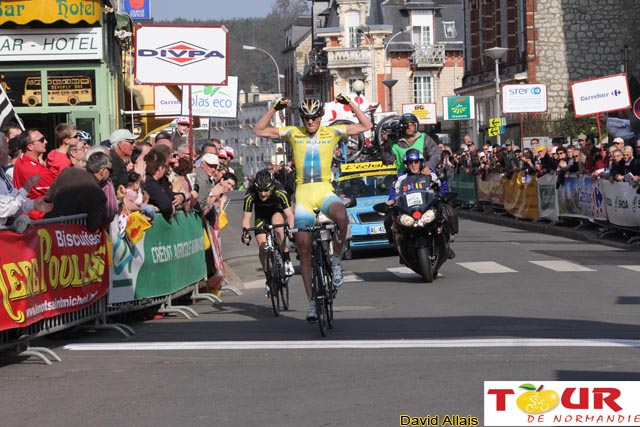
[256,187,273,193]
[301,114,322,121]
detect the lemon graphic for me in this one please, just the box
[516,384,559,414]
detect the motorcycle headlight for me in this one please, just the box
[399,214,415,227]
[418,209,436,226]
[347,214,356,224]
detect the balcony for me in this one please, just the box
[411,43,445,68]
[326,47,372,69]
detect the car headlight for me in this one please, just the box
[399,214,415,227]
[347,214,356,224]
[418,209,436,226]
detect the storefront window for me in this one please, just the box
[0,70,96,107]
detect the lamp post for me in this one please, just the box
[241,143,258,176]
[243,45,282,94]
[357,27,376,102]
[484,47,508,147]
[382,26,409,111]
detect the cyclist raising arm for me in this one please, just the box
[241,169,295,296]
[254,96,372,322]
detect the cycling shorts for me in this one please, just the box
[293,182,342,228]
[253,211,286,236]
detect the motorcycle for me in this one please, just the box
[375,175,456,283]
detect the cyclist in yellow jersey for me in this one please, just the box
[254,95,372,322]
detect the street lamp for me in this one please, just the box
[241,143,258,176]
[382,26,410,111]
[356,26,376,102]
[243,45,282,94]
[484,47,508,146]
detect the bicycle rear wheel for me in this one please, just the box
[312,245,328,336]
[330,119,365,163]
[266,250,281,316]
[275,249,289,311]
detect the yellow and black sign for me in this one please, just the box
[340,161,396,173]
[488,117,505,137]
[337,170,395,182]
[0,0,102,25]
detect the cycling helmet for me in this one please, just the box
[299,98,324,118]
[400,113,419,126]
[254,168,274,192]
[403,148,424,170]
[77,130,92,144]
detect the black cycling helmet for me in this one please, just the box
[254,168,274,192]
[400,113,419,126]
[299,98,324,118]
[403,148,424,170]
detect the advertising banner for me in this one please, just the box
[600,181,640,228]
[402,103,437,125]
[0,28,103,62]
[135,25,229,85]
[502,84,547,113]
[0,0,102,25]
[449,170,477,204]
[536,174,559,221]
[442,96,475,120]
[503,174,540,220]
[557,175,606,220]
[181,77,238,117]
[123,0,150,20]
[570,74,631,117]
[0,224,108,331]
[109,211,207,304]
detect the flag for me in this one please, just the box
[0,84,24,131]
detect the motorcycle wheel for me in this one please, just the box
[417,247,434,283]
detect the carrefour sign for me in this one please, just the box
[135,25,229,85]
[502,84,547,113]
[570,74,631,117]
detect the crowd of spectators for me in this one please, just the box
[436,133,640,190]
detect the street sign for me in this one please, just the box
[442,96,475,120]
[489,118,503,128]
[502,83,547,113]
[487,127,501,137]
[633,97,640,120]
[570,73,631,117]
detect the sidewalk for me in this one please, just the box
[457,207,640,251]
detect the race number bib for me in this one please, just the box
[406,192,423,207]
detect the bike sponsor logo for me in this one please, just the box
[138,41,224,67]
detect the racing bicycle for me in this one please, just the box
[246,223,290,316]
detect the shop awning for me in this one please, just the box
[0,0,104,26]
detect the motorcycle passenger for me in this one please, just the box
[381,113,441,175]
[241,169,296,296]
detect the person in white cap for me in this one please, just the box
[109,128,138,188]
[195,152,219,217]
[172,117,190,151]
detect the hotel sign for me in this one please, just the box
[0,28,103,61]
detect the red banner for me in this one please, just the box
[0,224,109,331]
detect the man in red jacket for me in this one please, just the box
[13,129,57,220]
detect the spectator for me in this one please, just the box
[0,133,52,226]
[598,112,635,146]
[172,157,197,212]
[635,137,640,161]
[44,151,111,232]
[621,146,640,186]
[1,122,22,141]
[608,149,625,182]
[5,136,22,179]
[132,141,151,178]
[47,123,78,176]
[195,141,219,167]
[195,152,219,218]
[87,145,119,226]
[13,129,57,219]
[177,143,191,159]
[109,129,138,188]
[579,137,598,174]
[171,117,190,150]
[142,149,185,222]
[154,131,172,146]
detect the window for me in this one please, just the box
[413,75,433,103]
[443,22,457,39]
[345,12,361,48]
[411,11,433,46]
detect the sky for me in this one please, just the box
[149,0,275,21]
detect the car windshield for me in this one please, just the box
[337,173,396,198]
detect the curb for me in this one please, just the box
[457,208,640,251]
[222,261,246,291]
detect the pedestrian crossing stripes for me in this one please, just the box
[457,262,517,274]
[620,265,640,272]
[529,260,595,272]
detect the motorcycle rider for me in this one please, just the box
[384,148,456,259]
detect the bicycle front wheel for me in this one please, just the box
[266,250,281,316]
[312,244,328,337]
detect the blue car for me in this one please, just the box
[335,162,397,259]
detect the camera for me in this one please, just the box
[381,120,407,142]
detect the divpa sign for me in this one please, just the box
[138,41,224,67]
[135,25,229,85]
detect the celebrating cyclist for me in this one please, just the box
[253,96,372,322]
[241,169,295,296]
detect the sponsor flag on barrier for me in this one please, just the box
[0,84,24,130]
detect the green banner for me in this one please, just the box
[450,170,477,203]
[109,211,207,304]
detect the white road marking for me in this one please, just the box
[529,260,595,272]
[457,262,517,274]
[620,265,640,272]
[387,266,421,279]
[63,338,640,351]
[343,273,364,282]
